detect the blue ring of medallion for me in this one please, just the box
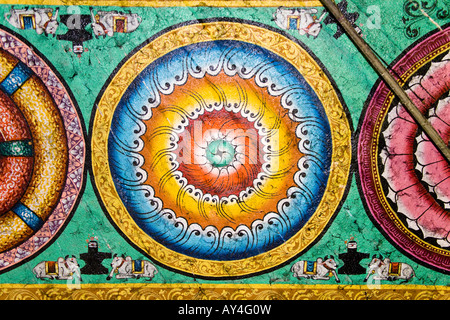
[108,40,332,261]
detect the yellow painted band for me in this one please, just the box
[0,52,17,84]
[0,71,67,252]
[0,48,66,252]
[0,211,33,253]
[11,75,68,220]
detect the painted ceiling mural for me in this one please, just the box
[0,0,448,302]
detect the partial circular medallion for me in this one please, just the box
[92,20,352,277]
[0,27,85,272]
[358,24,450,272]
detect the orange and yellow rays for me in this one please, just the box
[139,72,302,230]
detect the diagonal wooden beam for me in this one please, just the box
[320,0,450,164]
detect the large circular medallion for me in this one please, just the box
[92,20,352,277]
[358,24,450,272]
[0,27,85,272]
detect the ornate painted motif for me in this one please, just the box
[91,19,352,278]
[0,283,449,300]
[402,0,449,39]
[358,23,450,272]
[0,0,448,302]
[0,26,85,273]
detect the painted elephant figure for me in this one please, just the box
[272,7,326,38]
[107,254,158,280]
[90,8,141,38]
[364,255,415,283]
[33,256,82,281]
[4,7,59,36]
[291,255,340,282]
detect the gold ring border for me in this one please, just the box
[91,21,352,278]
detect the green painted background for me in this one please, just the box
[0,0,449,287]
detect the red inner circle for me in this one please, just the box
[175,109,265,198]
[0,90,33,215]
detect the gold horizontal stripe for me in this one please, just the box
[0,283,447,300]
[0,0,322,7]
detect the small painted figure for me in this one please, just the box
[364,255,415,283]
[79,239,112,274]
[4,7,59,36]
[323,0,361,38]
[33,255,82,281]
[56,14,92,56]
[106,254,158,281]
[338,237,369,275]
[89,7,142,38]
[273,7,326,38]
[291,255,340,282]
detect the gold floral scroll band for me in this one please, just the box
[0,284,448,300]
[91,20,352,278]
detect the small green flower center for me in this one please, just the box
[205,139,235,168]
